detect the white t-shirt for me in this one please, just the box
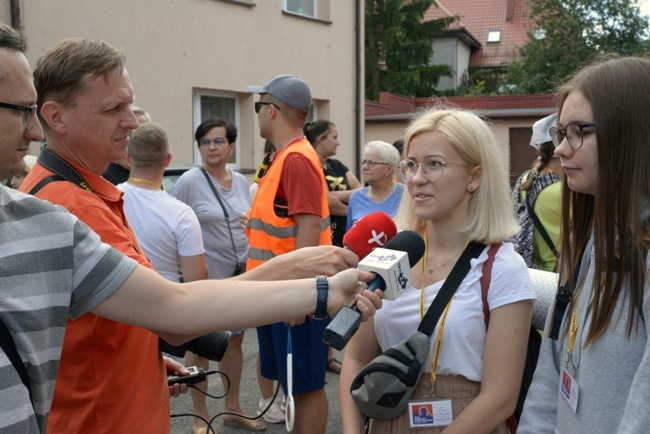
[119,183,205,282]
[374,242,535,382]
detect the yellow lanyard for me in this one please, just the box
[566,262,589,372]
[420,232,461,385]
[567,296,581,354]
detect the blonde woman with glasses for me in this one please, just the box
[340,108,535,434]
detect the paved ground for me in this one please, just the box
[170,329,346,434]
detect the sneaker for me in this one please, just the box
[257,396,285,424]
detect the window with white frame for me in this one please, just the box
[192,91,239,167]
[487,30,501,43]
[284,0,316,18]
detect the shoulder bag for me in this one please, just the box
[350,242,486,420]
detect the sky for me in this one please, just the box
[642,0,650,16]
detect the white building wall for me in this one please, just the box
[431,37,457,90]
[5,0,362,179]
[456,41,471,87]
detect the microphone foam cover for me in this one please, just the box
[343,211,397,260]
[384,230,426,267]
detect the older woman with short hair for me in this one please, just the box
[346,140,404,231]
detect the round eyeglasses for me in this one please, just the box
[549,122,595,150]
[0,101,37,131]
[398,157,467,182]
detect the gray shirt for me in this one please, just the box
[0,186,136,433]
[170,167,249,279]
[519,237,650,434]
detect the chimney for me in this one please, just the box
[506,0,515,20]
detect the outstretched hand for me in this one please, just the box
[284,245,360,278]
[235,245,361,282]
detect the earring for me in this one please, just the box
[468,185,474,191]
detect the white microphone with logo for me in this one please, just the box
[323,230,425,350]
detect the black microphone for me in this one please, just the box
[323,230,425,350]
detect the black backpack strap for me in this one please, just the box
[525,195,559,258]
[549,253,585,341]
[417,242,486,337]
[0,319,33,408]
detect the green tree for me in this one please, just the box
[365,0,454,100]
[506,0,649,94]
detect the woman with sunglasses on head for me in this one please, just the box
[346,141,404,231]
[518,57,650,434]
[340,108,535,434]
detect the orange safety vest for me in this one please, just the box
[246,137,331,271]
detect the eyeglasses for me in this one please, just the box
[0,101,37,131]
[398,157,467,182]
[361,160,389,168]
[254,101,281,114]
[199,138,228,147]
[549,123,595,150]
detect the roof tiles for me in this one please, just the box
[424,0,533,69]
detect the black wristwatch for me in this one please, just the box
[313,276,328,319]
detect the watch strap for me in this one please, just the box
[314,276,328,319]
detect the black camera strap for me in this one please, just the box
[200,168,241,268]
[28,146,93,196]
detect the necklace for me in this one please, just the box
[127,177,161,189]
[427,250,463,274]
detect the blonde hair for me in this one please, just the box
[394,107,518,244]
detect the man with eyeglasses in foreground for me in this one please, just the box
[0,27,381,433]
[247,75,333,434]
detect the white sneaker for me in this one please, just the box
[257,396,285,424]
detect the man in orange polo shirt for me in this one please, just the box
[5,29,382,434]
[19,37,384,433]
[19,39,175,433]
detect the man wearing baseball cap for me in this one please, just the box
[246,75,332,434]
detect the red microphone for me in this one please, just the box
[342,211,397,260]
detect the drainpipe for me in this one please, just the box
[354,0,362,178]
[10,0,20,30]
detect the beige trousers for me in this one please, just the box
[368,375,510,434]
